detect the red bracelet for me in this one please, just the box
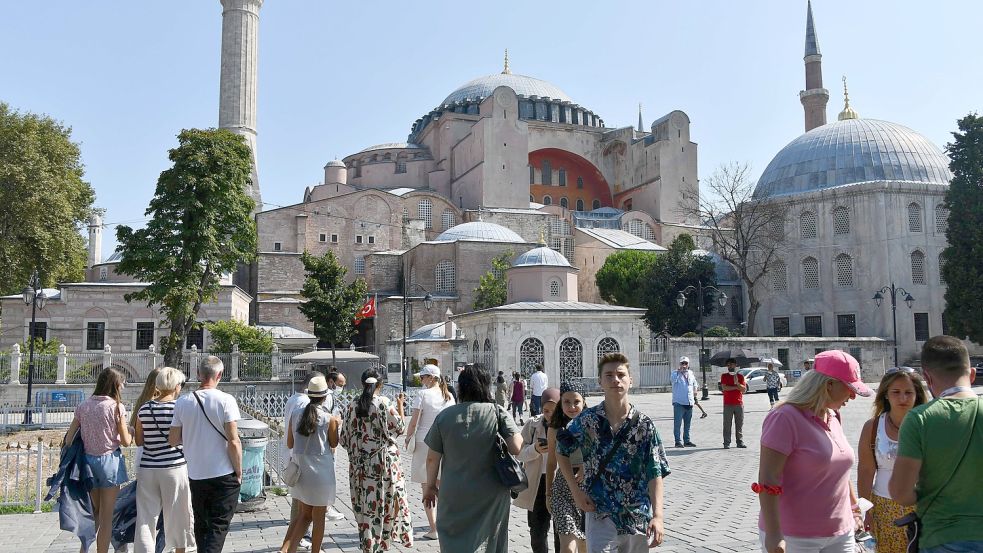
[751,482,783,495]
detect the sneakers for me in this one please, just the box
[700,412,708,419]
[327,506,346,521]
[723,444,730,449]
[299,536,312,550]
[684,442,697,447]
[674,442,685,448]
[736,442,748,449]
[423,530,439,540]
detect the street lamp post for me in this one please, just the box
[873,283,914,367]
[22,270,48,425]
[676,281,728,401]
[401,274,434,392]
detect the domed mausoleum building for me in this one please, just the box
[752,2,954,364]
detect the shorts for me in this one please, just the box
[86,449,129,488]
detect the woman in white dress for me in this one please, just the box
[404,364,455,540]
[279,374,339,553]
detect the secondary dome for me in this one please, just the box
[753,118,952,199]
[513,246,572,268]
[435,222,525,243]
[692,250,740,285]
[441,73,574,106]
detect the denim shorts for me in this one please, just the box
[85,449,128,488]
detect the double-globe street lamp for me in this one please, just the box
[22,270,48,424]
[676,281,728,401]
[873,283,915,368]
[401,279,434,392]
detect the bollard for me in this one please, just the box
[40,403,47,430]
[34,437,43,513]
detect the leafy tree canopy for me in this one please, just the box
[0,102,95,295]
[595,250,658,307]
[472,249,513,310]
[204,320,273,354]
[116,128,257,367]
[941,114,983,343]
[298,250,367,363]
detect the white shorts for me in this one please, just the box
[758,529,854,553]
[585,512,649,553]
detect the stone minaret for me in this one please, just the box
[87,214,102,268]
[638,103,644,133]
[799,0,829,132]
[219,0,263,208]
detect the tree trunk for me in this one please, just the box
[163,317,186,367]
[745,293,761,337]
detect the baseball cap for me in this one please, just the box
[814,350,872,397]
[679,356,690,364]
[307,375,329,398]
[414,364,441,378]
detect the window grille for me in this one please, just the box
[576,199,584,211]
[274,242,282,252]
[914,313,930,341]
[934,204,948,234]
[837,314,857,337]
[86,322,105,351]
[832,206,850,235]
[800,211,818,239]
[834,254,853,287]
[543,195,552,206]
[907,202,923,233]
[773,317,790,337]
[577,176,584,189]
[472,340,480,363]
[99,267,108,281]
[777,348,789,367]
[136,322,154,350]
[529,165,535,184]
[559,169,567,187]
[395,161,407,174]
[804,316,823,337]
[592,199,601,210]
[368,236,375,244]
[802,257,820,288]
[519,338,545,375]
[542,160,552,185]
[769,216,784,237]
[331,234,338,243]
[560,197,568,208]
[911,250,925,284]
[771,260,788,291]
[319,233,326,242]
[549,280,560,297]
[435,260,456,293]
[185,326,204,350]
[482,338,494,371]
[356,235,363,244]
[559,337,583,381]
[596,337,620,361]
[441,210,455,231]
[354,256,365,275]
[939,253,947,285]
[418,199,433,230]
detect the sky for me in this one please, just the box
[3,1,980,257]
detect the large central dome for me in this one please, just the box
[441,73,574,106]
[753,118,952,198]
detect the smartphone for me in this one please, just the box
[537,438,548,447]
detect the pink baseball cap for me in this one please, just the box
[814,350,872,397]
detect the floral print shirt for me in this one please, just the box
[764,369,783,389]
[557,401,670,535]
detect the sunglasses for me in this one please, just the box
[885,366,916,375]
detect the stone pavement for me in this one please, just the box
[0,388,878,553]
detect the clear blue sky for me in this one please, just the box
[3,1,979,256]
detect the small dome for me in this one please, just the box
[357,142,424,154]
[435,222,525,243]
[692,250,740,285]
[441,73,574,106]
[324,160,345,168]
[408,322,446,341]
[754,118,951,199]
[513,246,572,268]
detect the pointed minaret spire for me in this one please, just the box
[638,103,644,132]
[502,49,511,75]
[799,0,829,132]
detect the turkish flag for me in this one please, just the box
[354,296,376,325]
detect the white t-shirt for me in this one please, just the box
[172,388,242,480]
[412,386,455,442]
[283,392,310,454]
[530,371,548,396]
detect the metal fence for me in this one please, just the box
[65,353,104,384]
[0,402,95,431]
[0,354,8,385]
[112,353,154,382]
[638,351,672,387]
[22,354,58,384]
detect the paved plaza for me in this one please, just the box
[0,387,880,553]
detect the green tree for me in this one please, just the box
[941,114,983,342]
[0,102,95,295]
[204,320,273,353]
[472,250,513,309]
[299,250,368,365]
[116,129,257,367]
[595,250,659,307]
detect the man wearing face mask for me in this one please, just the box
[325,370,347,521]
[719,358,747,449]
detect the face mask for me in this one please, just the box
[728,367,736,373]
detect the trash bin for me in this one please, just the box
[237,417,269,509]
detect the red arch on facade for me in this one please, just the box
[528,148,612,210]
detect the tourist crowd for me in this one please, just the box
[53,334,981,553]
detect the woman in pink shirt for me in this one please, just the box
[65,368,132,553]
[757,350,870,553]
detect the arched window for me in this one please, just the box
[576,199,585,211]
[418,199,433,230]
[519,338,545,375]
[576,176,584,189]
[624,219,657,241]
[596,337,620,361]
[802,257,820,289]
[939,253,947,285]
[769,216,785,238]
[354,255,366,275]
[592,199,601,210]
[800,211,818,239]
[935,204,948,235]
[908,202,923,233]
[559,337,583,381]
[472,340,480,363]
[435,260,456,292]
[559,197,568,208]
[441,210,455,231]
[911,250,926,285]
[549,279,560,297]
[542,160,552,185]
[542,195,552,206]
[834,253,853,287]
[832,206,850,236]
[558,169,567,187]
[771,259,788,291]
[529,164,535,185]
[482,338,494,371]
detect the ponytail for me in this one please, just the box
[355,368,381,419]
[297,395,326,436]
[437,376,452,402]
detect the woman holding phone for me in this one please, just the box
[515,387,561,553]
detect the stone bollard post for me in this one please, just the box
[270,344,280,381]
[188,345,198,383]
[103,345,112,376]
[230,344,241,382]
[147,344,157,376]
[10,343,21,385]
[56,344,67,384]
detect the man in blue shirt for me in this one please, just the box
[557,353,670,552]
[670,356,699,448]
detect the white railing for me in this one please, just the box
[0,354,9,384]
[65,352,104,384]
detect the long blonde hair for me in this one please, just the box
[436,375,452,402]
[131,367,161,427]
[780,370,837,417]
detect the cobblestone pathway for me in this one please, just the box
[0,388,878,553]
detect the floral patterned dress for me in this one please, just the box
[339,395,413,552]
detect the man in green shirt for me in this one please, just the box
[890,335,982,552]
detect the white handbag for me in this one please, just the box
[405,434,417,454]
[283,420,313,487]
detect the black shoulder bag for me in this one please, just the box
[585,409,641,503]
[492,404,528,498]
[193,392,228,442]
[894,398,980,553]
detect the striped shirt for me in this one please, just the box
[137,400,186,469]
